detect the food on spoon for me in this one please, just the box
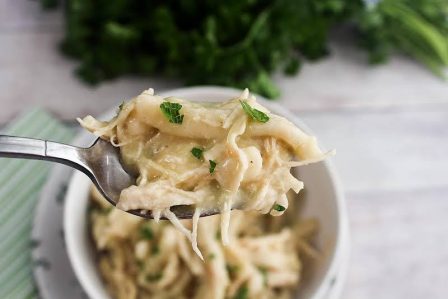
[79,88,332,258]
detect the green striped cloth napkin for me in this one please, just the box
[0,109,75,299]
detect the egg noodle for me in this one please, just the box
[89,187,318,299]
[79,88,331,259]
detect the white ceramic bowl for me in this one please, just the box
[64,86,349,299]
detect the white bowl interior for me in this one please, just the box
[64,86,347,299]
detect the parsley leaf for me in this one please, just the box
[226,264,240,277]
[116,101,125,114]
[140,226,154,240]
[233,284,248,299]
[239,100,269,123]
[209,160,217,174]
[160,102,184,124]
[273,204,286,212]
[257,266,268,287]
[191,147,203,160]
[146,272,163,282]
[151,244,160,255]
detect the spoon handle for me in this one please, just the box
[0,135,47,160]
[0,135,89,173]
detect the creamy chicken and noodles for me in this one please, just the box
[79,88,331,258]
[89,187,318,299]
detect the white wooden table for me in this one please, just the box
[1,1,448,298]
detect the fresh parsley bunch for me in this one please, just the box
[355,0,448,77]
[42,0,447,98]
[44,0,351,98]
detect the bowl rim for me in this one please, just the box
[64,86,349,299]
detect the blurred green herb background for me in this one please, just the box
[41,0,448,98]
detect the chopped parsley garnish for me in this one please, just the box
[239,100,269,123]
[209,160,217,173]
[233,284,248,299]
[136,260,144,270]
[87,204,95,213]
[257,266,268,287]
[208,253,216,260]
[226,264,239,277]
[151,244,160,255]
[273,204,286,212]
[146,272,163,282]
[160,102,184,124]
[140,226,154,240]
[191,147,203,160]
[116,101,125,114]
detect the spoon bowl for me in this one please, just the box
[78,138,135,205]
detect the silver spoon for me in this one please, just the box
[0,135,217,219]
